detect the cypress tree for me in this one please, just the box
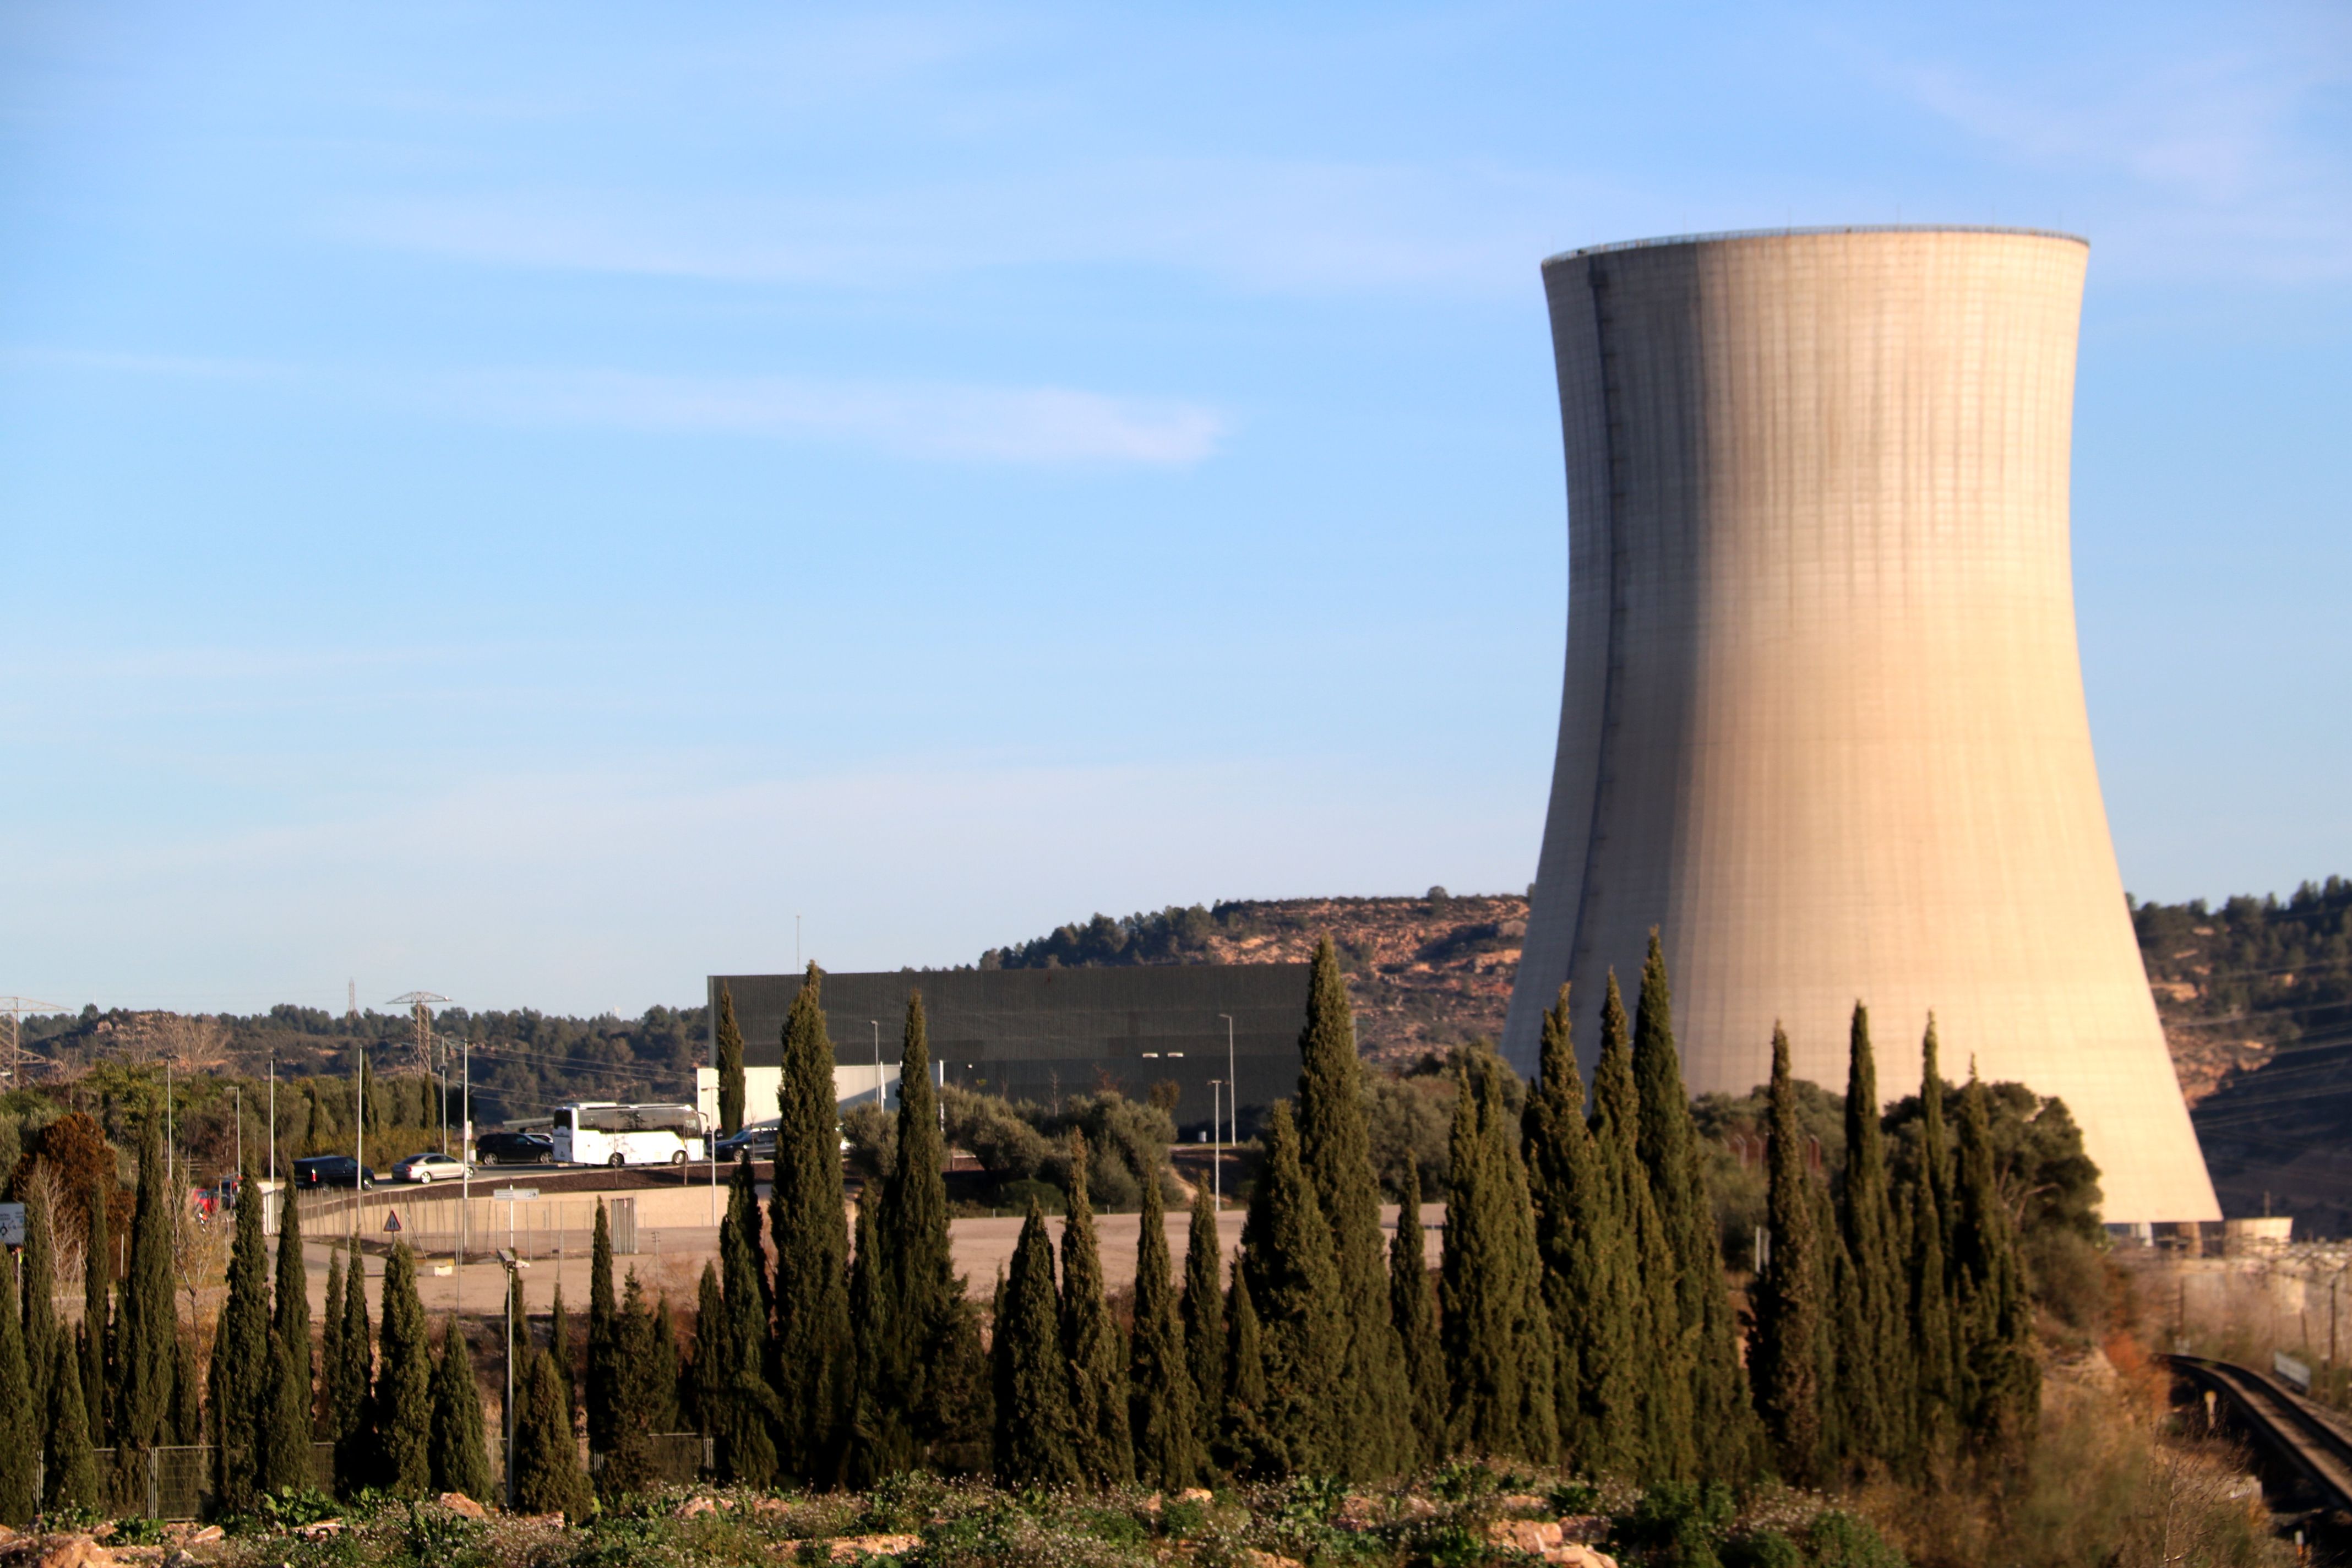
[375,1242,433,1495]
[23,1179,57,1422]
[1905,1140,1954,1470]
[845,1197,911,1488]
[770,963,851,1482]
[1631,933,1758,1481]
[210,1157,271,1509]
[644,1291,682,1434]
[112,1123,175,1501]
[1129,1159,1200,1488]
[1388,1157,1442,1467]
[1752,1027,1824,1484]
[1059,1131,1134,1486]
[429,1317,494,1502]
[876,989,990,1472]
[259,1327,314,1495]
[173,1328,203,1445]
[1294,937,1412,1478]
[82,1164,111,1446]
[718,1155,780,1485]
[688,1262,726,1439]
[602,1272,672,1499]
[715,982,747,1137]
[511,1347,589,1519]
[992,1200,1080,1488]
[320,1242,346,1438]
[548,1283,576,1436]
[1440,1046,1557,1464]
[1836,1004,1902,1469]
[45,1333,100,1513]
[1952,1069,2038,1462]
[1911,1014,1962,1466]
[1179,1181,1225,1451]
[1238,1102,1344,1476]
[586,1200,617,1456]
[1817,1180,1857,1471]
[330,1238,373,1495]
[1592,971,1687,1482]
[1218,1253,1275,1477]
[0,1249,34,1527]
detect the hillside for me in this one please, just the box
[984,890,1527,1068]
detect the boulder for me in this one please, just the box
[437,1494,489,1520]
[24,1537,117,1568]
[1175,1488,1214,1505]
[673,1495,721,1521]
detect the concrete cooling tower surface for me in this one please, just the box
[1499,226,2218,1226]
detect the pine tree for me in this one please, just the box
[45,1333,100,1513]
[1751,1027,1824,1484]
[876,989,990,1472]
[688,1262,726,1440]
[1440,1046,1557,1464]
[375,1242,433,1495]
[82,1165,111,1446]
[330,1237,374,1496]
[1237,1102,1344,1476]
[1592,971,1688,1482]
[23,1179,57,1423]
[1179,1181,1225,1452]
[210,1157,271,1509]
[112,1124,176,1499]
[1952,1070,2038,1462]
[1631,933,1758,1481]
[1388,1158,1442,1467]
[1836,1004,1902,1471]
[511,1347,590,1519]
[0,1249,34,1527]
[715,982,747,1137]
[1058,1131,1134,1486]
[1128,1159,1200,1489]
[770,963,852,1482]
[429,1317,494,1502]
[992,1200,1079,1488]
[587,1200,618,1456]
[1294,936,1413,1478]
[718,1154,780,1485]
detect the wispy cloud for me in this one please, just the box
[448,367,1224,465]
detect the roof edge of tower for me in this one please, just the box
[1541,224,2089,270]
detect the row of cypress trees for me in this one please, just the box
[699,967,992,1489]
[1749,1011,2040,1485]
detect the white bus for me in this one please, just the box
[552,1102,709,1168]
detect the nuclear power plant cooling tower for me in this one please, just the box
[1499,226,2218,1227]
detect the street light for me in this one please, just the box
[496,1248,530,1508]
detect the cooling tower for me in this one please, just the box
[1499,226,2218,1226]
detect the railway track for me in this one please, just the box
[2165,1353,2352,1512]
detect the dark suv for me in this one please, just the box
[474,1131,553,1165]
[292,1155,375,1189]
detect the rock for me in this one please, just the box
[184,1528,224,1546]
[162,1553,194,1568]
[824,1534,921,1561]
[293,1520,342,1540]
[674,1495,721,1521]
[1175,1488,1213,1505]
[1489,1519,1566,1554]
[437,1493,489,1520]
[1542,1546,1619,1568]
[1498,1494,1551,1515]
[28,1537,117,1568]
[1557,1516,1610,1544]
[747,1497,794,1518]
[1242,1553,1304,1568]
[1398,1496,1440,1521]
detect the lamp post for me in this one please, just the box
[1217,1014,1236,1199]
[1206,1080,1223,1206]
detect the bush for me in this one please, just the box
[1805,1511,1905,1568]
[1722,1531,1806,1568]
[1616,1482,1737,1568]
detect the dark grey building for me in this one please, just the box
[706,964,1309,1139]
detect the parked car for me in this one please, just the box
[473,1130,554,1166]
[391,1151,470,1184]
[714,1120,778,1160]
[292,1155,375,1190]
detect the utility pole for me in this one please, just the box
[0,997,63,1090]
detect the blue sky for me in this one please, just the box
[2,2,2346,1016]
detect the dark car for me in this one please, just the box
[474,1131,553,1166]
[292,1155,375,1190]
[714,1121,777,1161]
